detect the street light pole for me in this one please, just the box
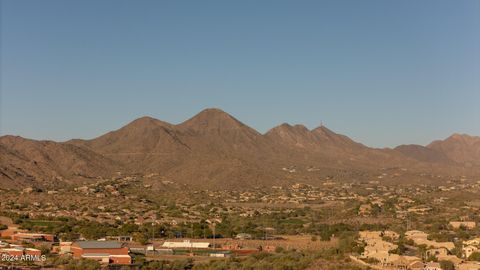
[212,223,216,250]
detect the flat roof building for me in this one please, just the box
[71,241,131,265]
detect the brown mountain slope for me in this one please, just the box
[73,108,272,157]
[265,124,325,149]
[265,124,364,152]
[179,108,257,134]
[70,116,187,153]
[68,109,284,187]
[394,144,452,164]
[176,108,276,156]
[311,126,364,149]
[69,116,192,171]
[2,108,479,189]
[264,123,416,170]
[427,134,480,166]
[0,136,119,188]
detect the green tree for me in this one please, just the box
[141,260,167,270]
[134,232,149,245]
[39,245,51,255]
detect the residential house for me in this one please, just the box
[465,238,480,246]
[389,255,420,270]
[458,262,480,270]
[464,245,479,259]
[424,262,441,270]
[358,204,372,216]
[436,254,463,265]
[450,221,476,230]
[408,261,424,270]
[405,230,455,251]
[426,247,449,258]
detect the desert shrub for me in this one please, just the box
[439,260,454,270]
[64,258,102,270]
[469,252,480,261]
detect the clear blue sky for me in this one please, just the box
[1,0,479,148]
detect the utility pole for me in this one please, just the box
[212,223,216,250]
[190,223,193,255]
[152,220,155,242]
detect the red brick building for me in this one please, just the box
[11,232,55,242]
[25,248,42,256]
[0,248,24,257]
[0,247,42,257]
[0,227,25,238]
[71,241,131,265]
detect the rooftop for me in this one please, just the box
[82,253,110,257]
[75,241,123,249]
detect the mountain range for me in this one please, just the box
[1,108,479,189]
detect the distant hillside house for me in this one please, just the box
[465,237,480,246]
[426,247,449,258]
[425,262,442,270]
[408,261,424,270]
[463,245,479,259]
[450,221,476,229]
[71,241,131,265]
